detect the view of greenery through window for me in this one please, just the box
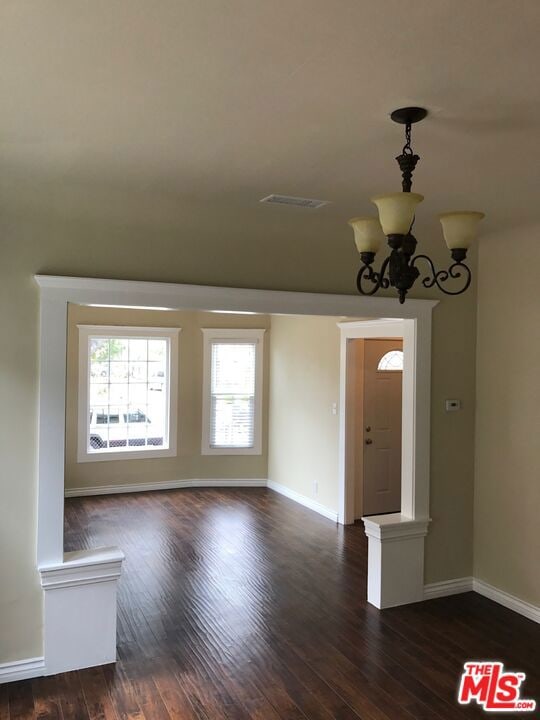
[87,336,168,452]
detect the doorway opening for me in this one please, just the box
[338,317,432,608]
[36,276,436,674]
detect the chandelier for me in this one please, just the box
[349,107,484,303]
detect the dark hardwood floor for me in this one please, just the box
[2,488,538,718]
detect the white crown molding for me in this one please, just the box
[0,657,45,685]
[34,275,438,319]
[266,480,338,522]
[65,478,268,497]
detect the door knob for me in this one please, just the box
[365,438,373,445]
[365,426,371,432]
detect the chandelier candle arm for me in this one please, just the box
[356,256,391,295]
[411,254,473,295]
[349,106,485,303]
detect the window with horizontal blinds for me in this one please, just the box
[210,341,256,448]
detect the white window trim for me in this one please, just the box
[201,328,265,456]
[77,325,180,463]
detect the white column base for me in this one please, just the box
[39,547,124,676]
[363,515,430,609]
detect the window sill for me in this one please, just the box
[201,446,262,456]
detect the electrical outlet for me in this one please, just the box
[331,402,337,415]
[313,480,319,495]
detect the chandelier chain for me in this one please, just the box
[402,122,414,156]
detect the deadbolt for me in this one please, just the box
[365,438,373,445]
[365,426,371,432]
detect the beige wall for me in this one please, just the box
[473,225,540,605]
[268,309,477,589]
[0,210,478,663]
[428,292,477,583]
[65,305,270,490]
[268,316,341,512]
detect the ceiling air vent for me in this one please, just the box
[260,194,329,209]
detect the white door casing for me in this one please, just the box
[338,319,433,607]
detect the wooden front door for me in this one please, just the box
[362,339,403,516]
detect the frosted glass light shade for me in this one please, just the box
[439,211,485,249]
[371,192,424,235]
[348,216,384,254]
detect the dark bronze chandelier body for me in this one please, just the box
[353,107,483,304]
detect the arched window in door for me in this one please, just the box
[377,349,404,371]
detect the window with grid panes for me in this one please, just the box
[77,326,179,462]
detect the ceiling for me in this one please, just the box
[1,0,540,255]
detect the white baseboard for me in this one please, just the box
[424,577,473,600]
[65,478,267,497]
[267,480,338,522]
[0,657,45,684]
[424,576,539,624]
[65,479,339,530]
[473,578,540,624]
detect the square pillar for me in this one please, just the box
[363,515,429,608]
